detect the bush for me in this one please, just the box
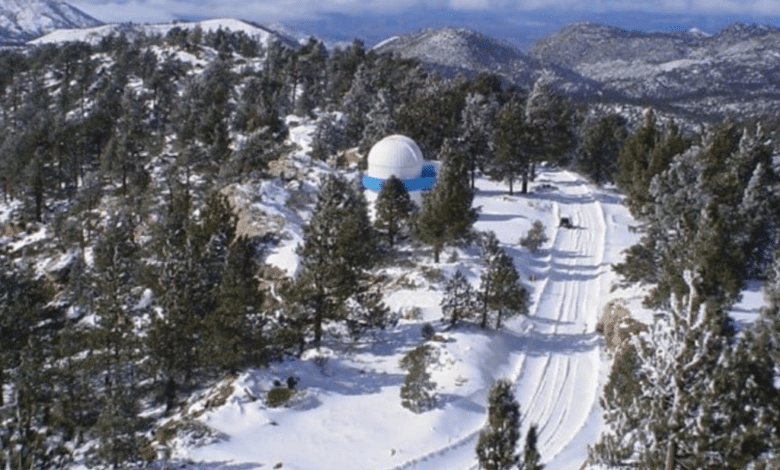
[519,220,549,253]
[421,323,435,341]
[267,387,295,408]
[597,299,647,353]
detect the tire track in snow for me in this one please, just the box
[386,172,609,470]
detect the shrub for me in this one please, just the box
[421,323,435,341]
[519,220,549,253]
[267,387,295,408]
[597,299,647,353]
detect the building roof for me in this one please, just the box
[366,135,424,180]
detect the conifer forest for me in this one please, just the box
[0,21,779,470]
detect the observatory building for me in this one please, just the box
[361,135,438,205]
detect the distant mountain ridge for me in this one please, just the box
[529,21,780,118]
[373,26,601,97]
[0,0,101,43]
[30,17,299,49]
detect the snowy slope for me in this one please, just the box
[0,0,100,42]
[156,167,647,470]
[30,18,295,48]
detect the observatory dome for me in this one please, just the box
[366,135,424,180]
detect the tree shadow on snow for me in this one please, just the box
[520,331,600,357]
[150,461,263,470]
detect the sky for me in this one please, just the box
[68,0,780,48]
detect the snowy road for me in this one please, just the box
[184,169,637,470]
[395,170,632,470]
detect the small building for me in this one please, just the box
[361,135,438,205]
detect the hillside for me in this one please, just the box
[0,0,100,43]
[30,17,298,48]
[530,22,780,119]
[372,27,601,97]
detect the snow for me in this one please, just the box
[169,167,650,470]
[29,18,277,46]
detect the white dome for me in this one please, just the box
[367,135,423,180]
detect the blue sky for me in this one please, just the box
[69,0,780,47]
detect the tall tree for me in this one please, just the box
[490,95,532,195]
[415,139,478,262]
[476,379,522,470]
[291,174,376,347]
[477,232,528,328]
[374,175,415,247]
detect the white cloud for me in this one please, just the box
[69,0,780,25]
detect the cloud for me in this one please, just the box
[69,0,780,25]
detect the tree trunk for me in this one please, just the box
[521,171,529,194]
[665,438,676,470]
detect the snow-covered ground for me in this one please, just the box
[161,166,683,470]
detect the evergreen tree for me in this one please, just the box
[88,210,147,468]
[399,344,438,413]
[458,92,497,189]
[374,175,415,247]
[524,78,573,173]
[589,271,770,469]
[414,139,478,263]
[359,89,397,154]
[440,270,476,328]
[520,425,544,470]
[490,95,531,195]
[519,220,549,254]
[291,174,376,348]
[576,113,627,186]
[478,232,528,329]
[476,379,521,470]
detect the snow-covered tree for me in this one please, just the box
[490,95,531,195]
[592,270,777,469]
[476,379,521,470]
[459,92,498,189]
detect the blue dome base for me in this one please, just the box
[362,164,438,192]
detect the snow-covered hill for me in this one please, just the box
[0,0,100,43]
[30,18,297,48]
[372,27,600,97]
[140,158,652,470]
[531,22,780,119]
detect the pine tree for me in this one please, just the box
[576,113,627,186]
[459,92,498,189]
[476,379,521,470]
[89,210,147,468]
[478,232,528,329]
[590,271,761,469]
[360,89,397,154]
[399,344,438,413]
[524,78,573,174]
[519,220,548,254]
[374,175,415,247]
[520,425,543,470]
[414,139,478,263]
[292,174,376,348]
[490,95,531,195]
[440,270,476,328]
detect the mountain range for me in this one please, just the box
[5,0,780,123]
[0,0,100,43]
